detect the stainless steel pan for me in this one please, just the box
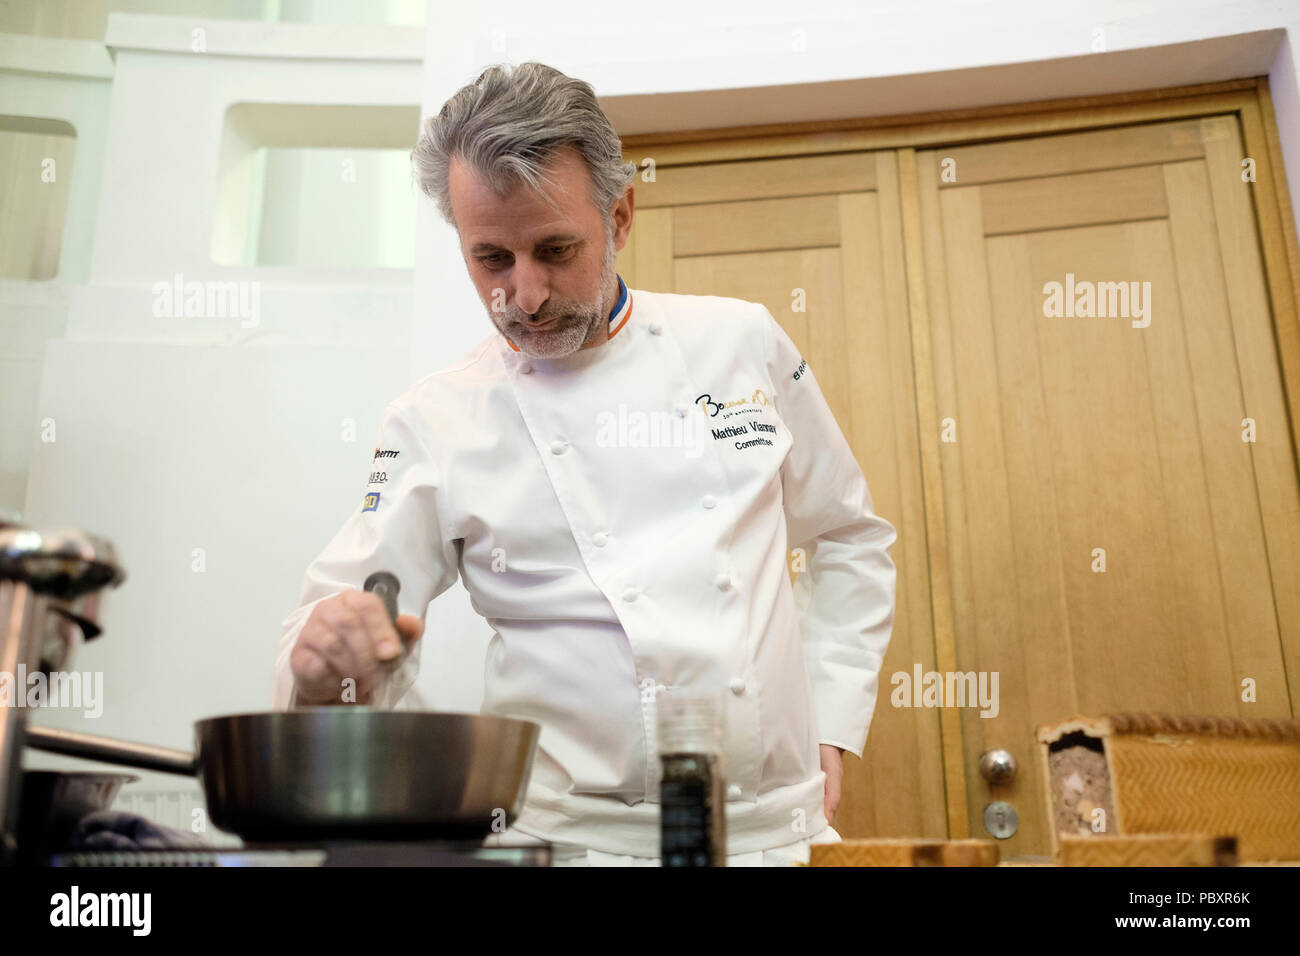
[26,710,538,841]
[23,573,540,841]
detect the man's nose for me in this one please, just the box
[513,258,550,318]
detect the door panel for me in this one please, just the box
[917,115,1300,855]
[620,150,946,839]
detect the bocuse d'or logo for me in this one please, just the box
[695,388,770,418]
[362,492,381,512]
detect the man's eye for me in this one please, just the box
[546,246,571,256]
[480,254,506,265]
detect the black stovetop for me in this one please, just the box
[45,840,552,867]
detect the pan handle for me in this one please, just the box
[23,724,198,777]
[362,571,400,627]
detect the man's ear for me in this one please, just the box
[612,185,635,253]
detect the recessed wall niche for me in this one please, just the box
[213,102,420,269]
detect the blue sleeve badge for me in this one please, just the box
[362,492,381,512]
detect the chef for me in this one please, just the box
[272,61,898,866]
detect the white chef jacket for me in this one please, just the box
[272,279,898,857]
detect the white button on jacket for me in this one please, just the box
[272,281,898,857]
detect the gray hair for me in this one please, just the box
[411,61,636,231]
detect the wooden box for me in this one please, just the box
[1036,712,1300,862]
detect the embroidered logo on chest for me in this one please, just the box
[694,387,770,419]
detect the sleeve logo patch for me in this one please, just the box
[362,492,381,512]
[792,358,808,380]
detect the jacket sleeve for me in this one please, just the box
[761,304,898,758]
[271,399,461,710]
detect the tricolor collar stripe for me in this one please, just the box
[506,275,633,352]
[608,274,629,328]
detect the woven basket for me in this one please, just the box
[1036,712,1300,862]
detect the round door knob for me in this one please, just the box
[978,749,1017,784]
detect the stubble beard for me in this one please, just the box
[493,229,617,359]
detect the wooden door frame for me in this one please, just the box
[622,78,1300,839]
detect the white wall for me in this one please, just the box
[0,34,112,512]
[17,18,435,823]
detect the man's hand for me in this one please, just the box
[820,743,844,826]
[290,589,424,705]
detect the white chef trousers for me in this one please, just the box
[483,823,843,867]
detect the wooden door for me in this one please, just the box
[914,115,1300,855]
[618,89,1300,856]
[619,151,949,840]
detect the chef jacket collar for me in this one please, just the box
[502,274,632,355]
